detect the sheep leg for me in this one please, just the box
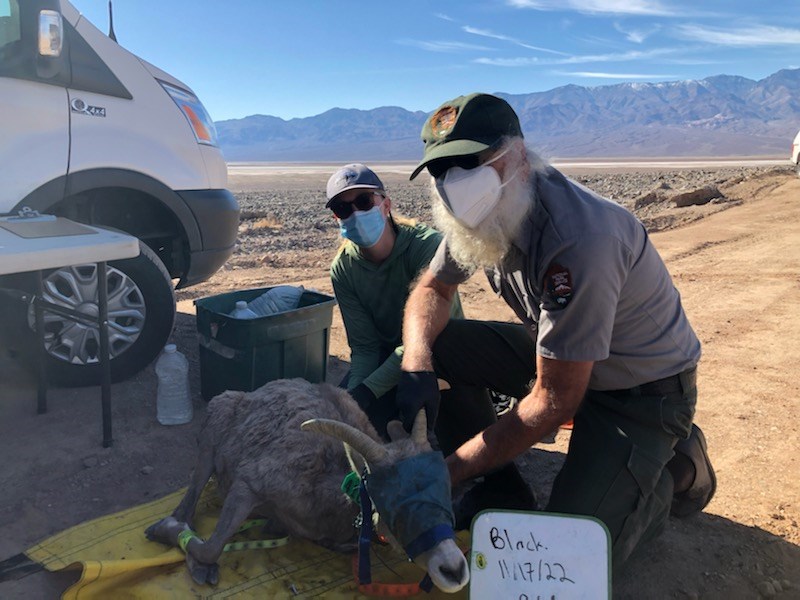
[183,480,259,586]
[144,445,215,547]
[143,515,186,548]
[171,443,215,527]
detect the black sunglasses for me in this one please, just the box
[426,145,504,179]
[330,191,382,219]
[427,155,481,179]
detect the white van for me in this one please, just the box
[0,0,239,384]
[792,128,800,177]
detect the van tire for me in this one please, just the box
[39,242,176,386]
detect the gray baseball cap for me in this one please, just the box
[326,163,385,207]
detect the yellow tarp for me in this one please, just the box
[25,485,470,599]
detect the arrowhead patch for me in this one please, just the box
[545,263,573,308]
[430,106,458,139]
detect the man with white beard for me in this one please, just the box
[396,93,716,572]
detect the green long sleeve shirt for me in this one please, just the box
[331,222,463,398]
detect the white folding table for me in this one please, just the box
[0,214,140,447]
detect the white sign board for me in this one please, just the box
[469,511,611,600]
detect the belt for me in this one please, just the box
[608,367,697,397]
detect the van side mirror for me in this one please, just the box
[38,9,62,57]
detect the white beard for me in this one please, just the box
[431,166,535,271]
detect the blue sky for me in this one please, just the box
[70,0,799,123]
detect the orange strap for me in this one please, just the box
[350,554,422,597]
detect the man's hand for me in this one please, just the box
[396,371,440,432]
[349,384,376,412]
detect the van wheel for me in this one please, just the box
[32,242,176,386]
[796,163,800,178]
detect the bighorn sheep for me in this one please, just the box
[145,378,469,594]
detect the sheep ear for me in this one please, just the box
[386,420,408,441]
[410,409,428,446]
[301,419,388,463]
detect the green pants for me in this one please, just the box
[431,319,696,571]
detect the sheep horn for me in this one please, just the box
[411,409,428,446]
[301,419,388,463]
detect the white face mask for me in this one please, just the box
[434,148,517,228]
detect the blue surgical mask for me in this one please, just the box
[339,205,387,248]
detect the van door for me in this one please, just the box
[0,0,69,211]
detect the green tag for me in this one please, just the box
[341,471,361,505]
[177,528,199,553]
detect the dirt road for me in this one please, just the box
[611,171,800,598]
[0,170,798,599]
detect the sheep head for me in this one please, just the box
[301,409,470,593]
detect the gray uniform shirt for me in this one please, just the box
[429,166,701,390]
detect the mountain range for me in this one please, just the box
[216,68,800,161]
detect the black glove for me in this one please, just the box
[349,383,376,412]
[396,371,440,432]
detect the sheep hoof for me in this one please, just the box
[187,553,219,586]
[144,516,180,546]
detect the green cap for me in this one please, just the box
[409,93,523,180]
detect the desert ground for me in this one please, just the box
[0,162,798,599]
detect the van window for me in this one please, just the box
[0,0,67,83]
[0,1,129,95]
[0,0,21,49]
[0,0,23,70]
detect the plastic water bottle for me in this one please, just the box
[229,300,258,319]
[155,344,193,425]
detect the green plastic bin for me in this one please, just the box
[194,287,337,401]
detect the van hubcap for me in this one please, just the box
[29,264,146,365]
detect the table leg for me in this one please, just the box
[34,272,47,415]
[98,262,113,448]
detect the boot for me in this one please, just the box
[670,424,717,517]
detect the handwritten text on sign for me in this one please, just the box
[469,511,611,600]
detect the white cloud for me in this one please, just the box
[463,25,570,55]
[662,57,723,66]
[558,70,680,79]
[435,13,455,22]
[475,57,543,67]
[475,47,677,66]
[613,22,661,44]
[506,0,677,17]
[676,24,800,46]
[396,39,494,53]
[578,34,628,48]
